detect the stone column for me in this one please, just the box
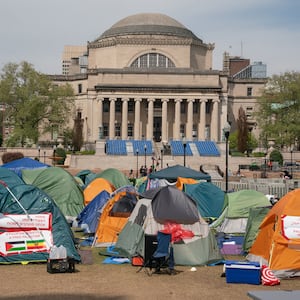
[121,98,128,140]
[134,98,141,139]
[211,98,220,141]
[161,98,169,143]
[147,98,155,140]
[109,98,116,139]
[198,98,207,140]
[186,98,194,140]
[173,98,181,140]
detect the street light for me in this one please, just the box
[38,146,41,161]
[144,144,147,168]
[183,138,187,167]
[223,121,231,193]
[290,146,294,179]
[53,145,57,166]
[136,149,139,178]
[161,148,164,169]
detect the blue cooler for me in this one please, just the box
[225,260,261,285]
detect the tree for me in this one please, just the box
[72,115,84,151]
[0,61,74,146]
[255,72,300,149]
[237,106,248,153]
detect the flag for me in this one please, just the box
[26,239,47,250]
[5,241,26,252]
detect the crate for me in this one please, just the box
[221,244,243,255]
[47,258,75,273]
[225,260,261,285]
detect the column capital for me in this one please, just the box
[110,98,117,102]
[174,98,182,103]
[200,98,208,103]
[212,98,220,103]
[161,98,169,103]
[147,98,156,103]
[135,98,143,102]
[187,98,195,103]
[121,98,129,102]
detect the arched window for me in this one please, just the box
[130,53,175,69]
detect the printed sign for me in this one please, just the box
[0,230,53,256]
[0,213,52,230]
[281,215,300,240]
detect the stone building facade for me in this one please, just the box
[51,13,267,148]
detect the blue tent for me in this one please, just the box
[1,157,49,177]
[77,190,110,233]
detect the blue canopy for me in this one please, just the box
[1,157,49,177]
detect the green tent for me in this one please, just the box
[85,168,131,188]
[0,181,80,263]
[22,167,84,220]
[211,189,270,234]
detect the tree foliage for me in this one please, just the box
[255,71,300,149]
[0,61,74,146]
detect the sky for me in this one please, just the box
[1,0,299,77]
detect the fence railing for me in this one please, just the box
[211,179,299,198]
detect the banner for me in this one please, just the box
[0,230,53,256]
[0,213,52,231]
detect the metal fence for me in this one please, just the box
[211,179,299,198]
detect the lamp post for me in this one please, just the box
[136,149,139,178]
[161,148,163,169]
[44,151,46,163]
[290,146,293,179]
[53,145,57,166]
[223,121,231,193]
[38,146,41,161]
[144,144,147,168]
[183,138,187,167]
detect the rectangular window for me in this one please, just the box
[128,99,134,112]
[128,123,133,137]
[103,124,109,137]
[78,84,82,94]
[247,87,253,96]
[193,101,199,114]
[115,123,121,137]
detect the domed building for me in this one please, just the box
[55,13,267,156]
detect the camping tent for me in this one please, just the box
[247,188,300,278]
[0,181,80,263]
[83,177,115,206]
[77,190,110,233]
[211,189,270,234]
[85,168,130,188]
[93,187,138,247]
[115,185,223,266]
[1,157,49,177]
[148,165,211,181]
[184,182,227,219]
[21,167,84,220]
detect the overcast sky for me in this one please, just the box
[1,0,299,76]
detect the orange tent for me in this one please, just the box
[93,189,138,247]
[83,178,115,206]
[248,188,300,278]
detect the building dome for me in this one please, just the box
[98,13,201,41]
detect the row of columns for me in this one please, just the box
[94,96,221,142]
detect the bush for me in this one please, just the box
[54,147,66,165]
[270,149,283,166]
[2,152,24,164]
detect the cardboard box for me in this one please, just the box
[221,244,243,255]
[225,260,261,285]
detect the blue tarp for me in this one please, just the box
[1,157,49,177]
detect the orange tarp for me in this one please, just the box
[176,177,198,190]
